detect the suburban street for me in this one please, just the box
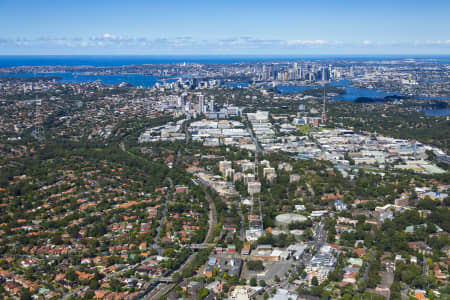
[259,221,327,294]
[141,186,217,299]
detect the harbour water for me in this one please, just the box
[2,73,448,105]
[277,80,398,101]
[0,72,159,88]
[423,108,450,116]
[1,56,448,104]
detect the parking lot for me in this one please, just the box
[243,260,294,283]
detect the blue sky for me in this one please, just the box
[1,0,449,54]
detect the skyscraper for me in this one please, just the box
[208,98,215,112]
[198,94,205,114]
[321,67,330,81]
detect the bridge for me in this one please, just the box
[189,243,215,249]
[159,277,175,283]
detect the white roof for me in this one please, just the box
[270,250,282,257]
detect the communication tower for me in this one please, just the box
[321,86,328,123]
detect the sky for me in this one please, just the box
[0,0,449,55]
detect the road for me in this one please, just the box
[204,188,217,243]
[63,142,165,300]
[145,252,198,299]
[401,287,408,300]
[237,203,245,241]
[361,250,375,283]
[246,119,264,155]
[152,178,172,256]
[142,187,217,299]
[63,250,165,300]
[65,141,212,300]
[119,142,126,152]
[182,119,190,144]
[305,182,315,197]
[422,257,427,276]
[261,222,327,293]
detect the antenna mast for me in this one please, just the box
[322,86,327,124]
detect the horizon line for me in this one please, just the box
[1,53,450,57]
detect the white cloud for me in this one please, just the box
[0,35,450,53]
[423,40,450,45]
[285,40,327,46]
[102,33,115,39]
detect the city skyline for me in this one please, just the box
[0,2,449,298]
[1,0,450,54]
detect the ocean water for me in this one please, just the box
[0,55,325,67]
[1,55,450,67]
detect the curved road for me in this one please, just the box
[143,187,217,299]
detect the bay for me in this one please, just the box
[423,108,450,116]
[277,80,398,101]
[0,72,159,88]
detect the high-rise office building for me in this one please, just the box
[208,98,215,112]
[198,94,205,114]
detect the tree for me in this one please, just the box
[89,279,99,290]
[172,272,181,283]
[164,248,176,257]
[247,260,264,271]
[444,197,450,207]
[327,232,336,243]
[311,276,319,286]
[259,280,266,287]
[417,196,437,210]
[67,225,80,238]
[20,289,32,300]
[110,279,123,292]
[250,277,257,286]
[321,291,330,300]
[66,268,77,282]
[197,288,209,300]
